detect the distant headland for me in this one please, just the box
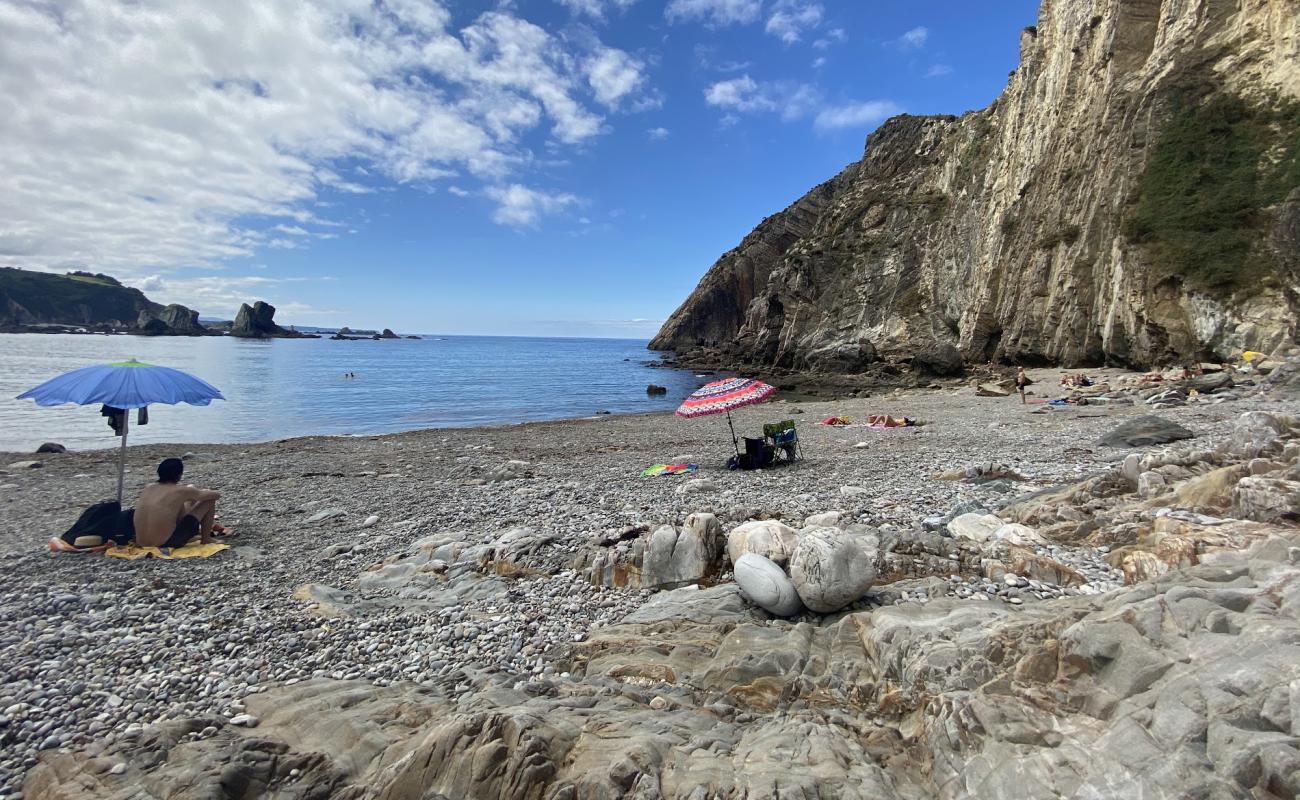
[0,267,415,340]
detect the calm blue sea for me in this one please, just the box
[0,334,706,451]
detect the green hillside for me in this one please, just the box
[0,267,161,327]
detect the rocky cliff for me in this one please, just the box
[136,304,208,336]
[229,300,314,339]
[652,0,1300,373]
[0,268,210,335]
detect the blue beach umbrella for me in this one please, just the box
[16,359,224,503]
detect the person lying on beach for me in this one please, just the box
[131,458,221,548]
[867,414,914,428]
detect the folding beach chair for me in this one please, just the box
[764,420,801,462]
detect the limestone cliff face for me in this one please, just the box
[652,0,1300,371]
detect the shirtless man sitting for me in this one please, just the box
[132,458,220,548]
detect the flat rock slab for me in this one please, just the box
[1098,415,1193,448]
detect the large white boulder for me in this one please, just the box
[641,513,724,589]
[1229,411,1292,459]
[992,523,1049,548]
[788,527,879,613]
[727,520,799,566]
[803,511,843,528]
[948,513,1004,544]
[733,553,803,616]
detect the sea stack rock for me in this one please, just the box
[135,303,205,336]
[231,301,284,338]
[380,328,399,339]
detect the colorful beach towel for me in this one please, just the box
[818,416,851,426]
[105,541,230,560]
[641,463,699,477]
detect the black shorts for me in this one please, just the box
[162,515,201,548]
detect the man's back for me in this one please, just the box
[134,483,193,547]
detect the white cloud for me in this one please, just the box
[705,76,776,113]
[666,0,762,27]
[812,57,827,68]
[895,26,929,49]
[765,1,823,44]
[586,47,646,108]
[926,64,954,78]
[814,100,903,131]
[137,273,336,320]
[705,76,820,121]
[486,184,579,227]
[447,186,471,197]
[647,126,670,140]
[812,27,846,49]
[0,0,649,281]
[555,0,637,20]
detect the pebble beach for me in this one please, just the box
[0,366,1295,797]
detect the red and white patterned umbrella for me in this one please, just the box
[675,377,777,418]
[676,377,777,455]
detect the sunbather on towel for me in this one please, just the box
[131,458,221,548]
[867,414,915,428]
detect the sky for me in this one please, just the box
[0,0,1040,337]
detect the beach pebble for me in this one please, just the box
[362,515,380,528]
[306,508,345,523]
[229,714,259,728]
[677,479,717,495]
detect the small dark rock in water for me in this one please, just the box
[1098,415,1194,448]
[646,384,668,395]
[36,442,66,454]
[596,410,612,415]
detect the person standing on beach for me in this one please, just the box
[131,458,221,547]
[1016,367,1029,404]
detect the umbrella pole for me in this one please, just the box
[116,413,129,505]
[727,409,739,455]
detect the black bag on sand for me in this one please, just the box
[112,508,136,545]
[60,500,122,545]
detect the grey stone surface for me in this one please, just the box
[788,526,879,613]
[733,553,803,616]
[1099,415,1195,448]
[726,519,799,566]
[642,513,725,589]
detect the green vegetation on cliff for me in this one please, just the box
[1123,95,1300,293]
[0,267,160,327]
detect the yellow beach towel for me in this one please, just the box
[105,541,230,560]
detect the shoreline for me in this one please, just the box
[3,367,1297,796]
[0,404,698,459]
